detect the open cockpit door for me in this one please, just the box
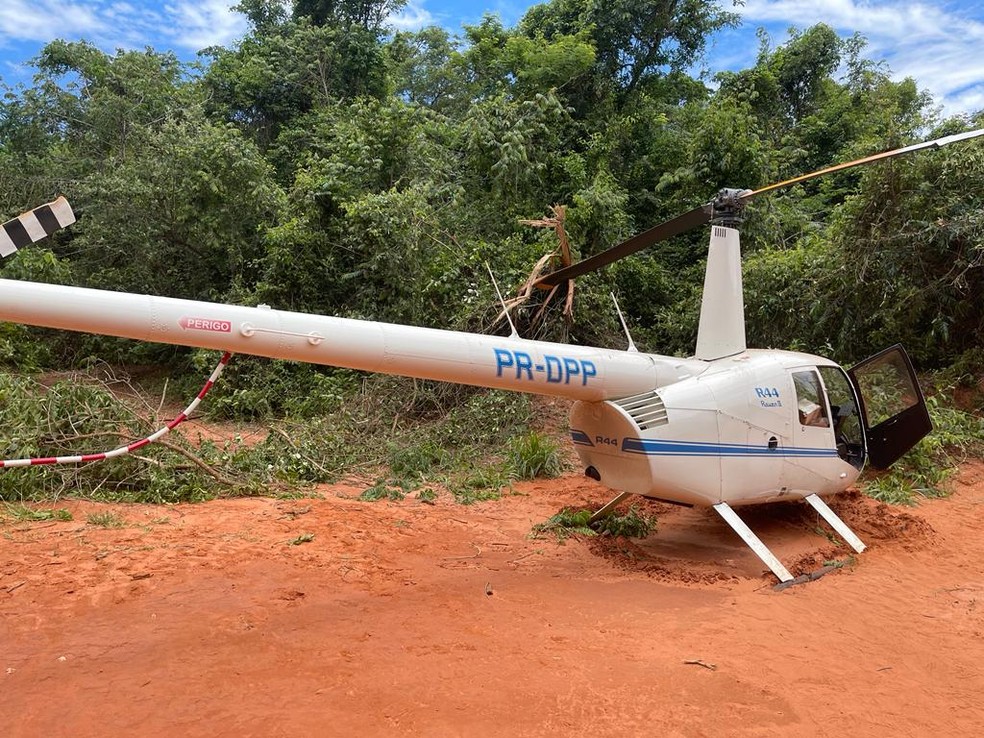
[848,345,932,470]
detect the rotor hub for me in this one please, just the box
[707,188,753,228]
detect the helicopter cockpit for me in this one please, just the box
[789,345,931,474]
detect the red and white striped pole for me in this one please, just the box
[1,352,232,469]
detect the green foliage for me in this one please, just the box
[446,464,513,505]
[359,480,407,501]
[0,360,551,505]
[863,393,984,505]
[203,16,389,149]
[505,431,565,480]
[0,373,239,503]
[69,113,284,302]
[1,503,72,522]
[531,505,658,539]
[199,357,359,420]
[591,505,658,538]
[388,440,448,484]
[520,0,737,111]
[530,507,595,539]
[293,0,406,32]
[826,136,984,366]
[387,27,462,111]
[86,511,125,528]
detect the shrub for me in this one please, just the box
[505,431,564,479]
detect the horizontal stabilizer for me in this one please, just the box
[0,196,75,258]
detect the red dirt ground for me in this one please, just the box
[3,462,984,736]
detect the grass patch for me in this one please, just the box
[286,533,315,546]
[86,511,125,528]
[359,479,407,502]
[504,431,565,480]
[447,464,514,504]
[1,503,72,523]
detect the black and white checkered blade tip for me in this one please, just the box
[0,196,76,258]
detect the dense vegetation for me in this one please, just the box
[1,0,982,503]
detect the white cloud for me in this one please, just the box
[0,1,107,42]
[0,0,247,56]
[737,1,984,115]
[389,1,435,31]
[162,0,249,50]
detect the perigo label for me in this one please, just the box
[180,316,232,333]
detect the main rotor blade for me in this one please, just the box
[0,196,76,258]
[534,128,984,288]
[741,128,984,203]
[535,203,711,288]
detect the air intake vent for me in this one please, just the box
[614,390,669,430]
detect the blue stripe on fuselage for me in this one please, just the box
[620,438,838,458]
[570,430,594,447]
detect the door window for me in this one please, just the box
[792,370,829,428]
[818,366,865,469]
[850,351,920,427]
[848,345,933,470]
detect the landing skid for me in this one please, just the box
[591,493,866,585]
[803,493,866,553]
[713,503,793,582]
[714,496,867,583]
[588,491,633,525]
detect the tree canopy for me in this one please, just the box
[1,0,982,398]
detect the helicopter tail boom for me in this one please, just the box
[0,277,685,402]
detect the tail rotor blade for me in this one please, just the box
[0,196,76,258]
[535,203,711,288]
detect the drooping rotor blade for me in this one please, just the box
[0,196,76,258]
[739,128,984,203]
[535,203,711,288]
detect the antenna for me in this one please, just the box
[611,292,638,353]
[486,263,519,339]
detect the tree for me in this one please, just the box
[204,15,388,153]
[387,27,462,111]
[293,0,407,33]
[520,0,736,111]
[68,113,283,302]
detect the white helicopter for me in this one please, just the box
[1,129,982,582]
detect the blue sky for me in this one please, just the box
[0,0,981,117]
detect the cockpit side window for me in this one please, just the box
[793,370,829,428]
[819,365,866,469]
